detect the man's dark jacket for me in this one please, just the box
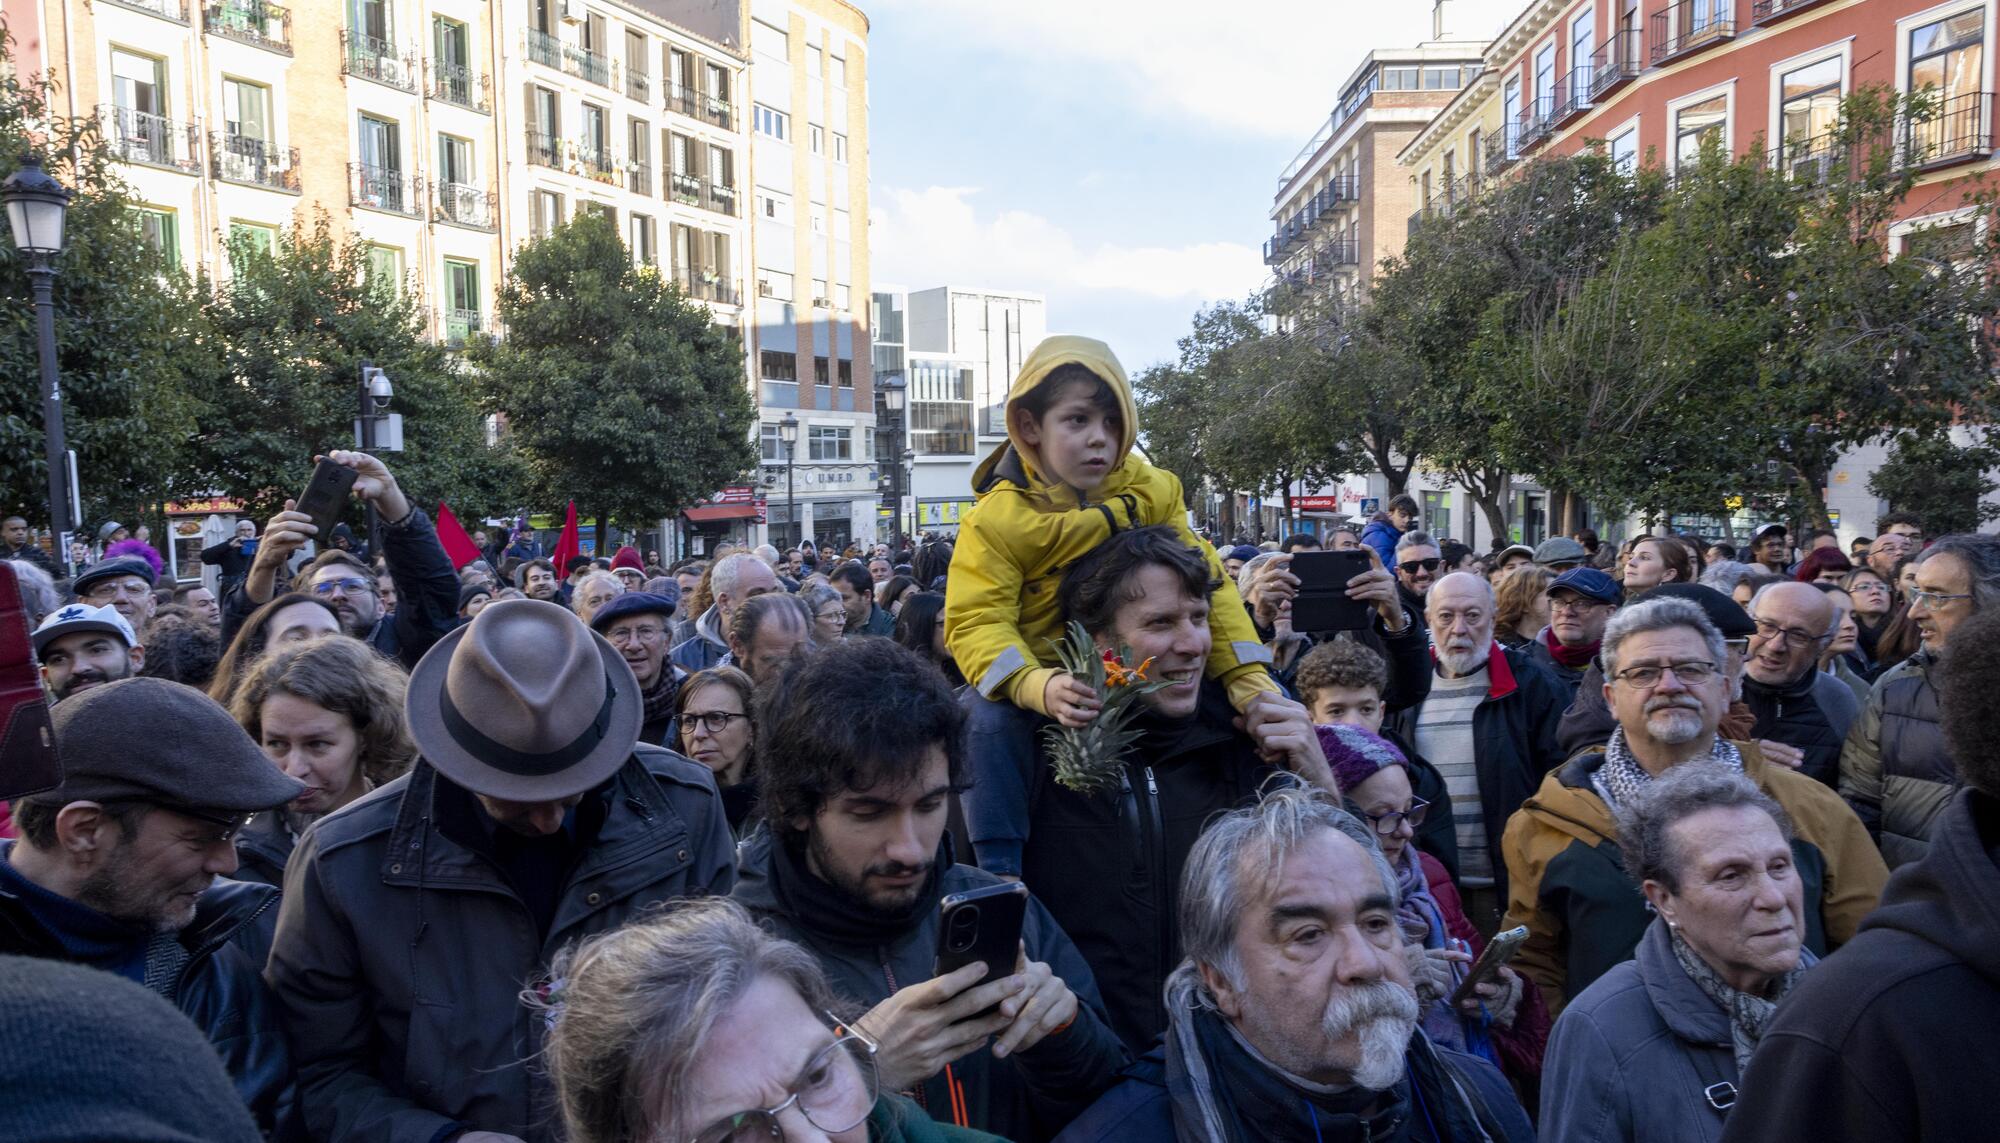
[733,830,1128,1141]
[1742,665,1859,788]
[265,749,737,1143]
[202,537,254,585]
[234,809,297,889]
[1721,787,2000,1143]
[1385,643,1569,892]
[221,507,460,671]
[1020,679,1283,1051]
[0,849,296,1137]
[3,539,54,575]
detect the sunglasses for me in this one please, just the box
[1398,558,1442,575]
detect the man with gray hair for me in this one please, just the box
[1502,597,1886,1012]
[1741,581,1858,787]
[1840,532,2000,867]
[669,551,780,672]
[1055,786,1532,1143]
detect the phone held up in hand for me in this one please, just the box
[1449,925,1529,1007]
[935,881,1030,1010]
[1288,550,1376,632]
[295,458,359,544]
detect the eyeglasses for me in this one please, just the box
[83,580,152,600]
[1612,660,1720,689]
[683,710,749,735]
[1907,587,1974,610]
[310,577,374,598]
[686,1021,879,1143]
[1398,558,1442,575]
[1354,796,1430,836]
[1549,597,1609,614]
[816,607,846,622]
[1751,617,1830,648]
[606,624,666,643]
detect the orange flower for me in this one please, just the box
[1104,656,1155,687]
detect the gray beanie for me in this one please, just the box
[0,955,262,1142]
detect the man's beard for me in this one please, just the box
[1324,980,1421,1091]
[1644,698,1707,745]
[332,601,373,636]
[806,829,934,919]
[1436,642,1487,677]
[76,845,207,934]
[55,657,134,701]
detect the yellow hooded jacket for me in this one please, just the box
[943,335,1278,717]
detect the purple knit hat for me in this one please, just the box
[1315,723,1409,794]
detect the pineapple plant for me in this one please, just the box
[1042,621,1175,795]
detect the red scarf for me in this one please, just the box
[1543,626,1600,670]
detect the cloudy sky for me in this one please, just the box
[863,0,1526,372]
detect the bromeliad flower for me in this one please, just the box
[1045,623,1174,795]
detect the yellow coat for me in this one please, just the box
[943,335,1278,717]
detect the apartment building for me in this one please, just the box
[1264,15,1489,298]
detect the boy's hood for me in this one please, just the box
[973,335,1139,493]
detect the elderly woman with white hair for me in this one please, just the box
[1540,763,1818,1142]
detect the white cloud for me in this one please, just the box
[866,0,1526,140]
[871,185,1264,303]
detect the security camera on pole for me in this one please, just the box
[356,363,401,554]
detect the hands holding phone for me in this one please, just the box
[856,945,1079,1091]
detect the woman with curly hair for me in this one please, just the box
[1494,564,1554,651]
[228,635,415,885]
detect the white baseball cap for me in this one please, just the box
[32,602,136,656]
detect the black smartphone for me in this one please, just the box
[1289,550,1376,632]
[0,563,62,802]
[1449,925,1529,1007]
[935,881,1029,996]
[296,458,358,545]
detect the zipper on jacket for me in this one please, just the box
[1138,765,1169,1004]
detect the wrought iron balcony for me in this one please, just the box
[430,64,489,113]
[1901,90,1993,170]
[1651,2,1734,66]
[100,105,201,174]
[667,85,733,129]
[526,28,563,70]
[203,0,290,53]
[1518,94,1558,150]
[349,162,421,217]
[628,71,651,103]
[1314,239,1359,272]
[1753,0,1835,25]
[211,132,300,191]
[702,93,734,130]
[1486,121,1522,176]
[1552,65,1593,124]
[342,31,416,92]
[1766,131,1854,190]
[677,273,741,305]
[434,181,496,230]
[100,0,187,23]
[441,307,483,348]
[577,144,616,182]
[1590,30,1643,99]
[527,131,562,168]
[571,47,611,87]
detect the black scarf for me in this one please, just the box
[766,830,946,948]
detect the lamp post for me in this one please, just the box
[357,363,393,554]
[779,412,799,550]
[901,447,916,544]
[3,156,73,576]
[878,374,905,546]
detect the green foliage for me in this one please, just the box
[1867,432,2000,536]
[471,212,755,530]
[1040,621,1172,795]
[183,213,522,523]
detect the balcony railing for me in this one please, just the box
[1753,0,1835,25]
[1518,94,1558,150]
[1901,90,1993,170]
[100,0,187,23]
[669,170,737,215]
[677,273,741,305]
[203,0,290,53]
[1318,239,1359,270]
[527,131,562,168]
[1486,121,1523,176]
[441,307,483,348]
[211,132,300,191]
[430,64,489,113]
[100,105,201,174]
[341,31,416,92]
[1553,65,1593,124]
[349,162,421,216]
[1590,29,1643,99]
[1766,130,1855,190]
[628,71,651,102]
[1651,2,1735,65]
[629,163,653,196]
[577,144,616,182]
[667,85,733,129]
[571,47,611,87]
[434,181,496,229]
[526,28,563,69]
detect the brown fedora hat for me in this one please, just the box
[405,598,642,801]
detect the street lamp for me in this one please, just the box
[3,156,73,575]
[878,374,906,545]
[901,447,916,545]
[779,412,799,550]
[358,363,393,552]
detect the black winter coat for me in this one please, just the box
[1742,666,1859,788]
[733,831,1128,1141]
[265,750,737,1143]
[0,856,297,1137]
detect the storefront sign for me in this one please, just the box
[165,497,245,515]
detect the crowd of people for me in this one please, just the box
[4,334,2000,1142]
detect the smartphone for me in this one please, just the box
[935,881,1030,998]
[295,458,359,545]
[239,538,258,558]
[1288,550,1376,632]
[1449,925,1529,1008]
[0,563,62,802]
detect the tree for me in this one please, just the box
[0,42,208,530]
[1868,431,2000,536]
[472,213,755,544]
[183,214,521,525]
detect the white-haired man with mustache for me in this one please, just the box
[1501,598,1887,1014]
[1055,785,1533,1143]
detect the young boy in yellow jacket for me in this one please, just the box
[944,334,1281,874]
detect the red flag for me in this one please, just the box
[550,501,581,574]
[434,502,483,570]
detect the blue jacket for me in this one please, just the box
[1361,514,1403,568]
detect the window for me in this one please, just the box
[1422,66,1459,89]
[761,350,798,380]
[1533,42,1556,113]
[1674,92,1728,165]
[812,277,828,305]
[834,283,851,310]
[1468,127,1482,172]
[527,86,560,164]
[751,19,788,62]
[444,258,478,311]
[708,143,734,189]
[830,55,847,87]
[1378,66,1420,90]
[808,425,852,461]
[667,48,694,99]
[358,114,401,174]
[1778,57,1843,160]
[809,123,824,154]
[837,359,853,388]
[1609,126,1639,172]
[349,0,390,42]
[833,132,848,162]
[435,17,470,75]
[1906,10,1985,160]
[760,423,787,461]
[705,62,731,106]
[1571,10,1595,102]
[758,268,794,300]
[360,242,399,291]
[626,30,647,84]
[754,103,789,140]
[581,103,608,163]
[132,207,178,263]
[1502,76,1521,154]
[437,134,473,186]
[814,356,830,384]
[807,40,822,78]
[221,78,271,142]
[758,189,790,217]
[628,213,655,264]
[532,188,563,239]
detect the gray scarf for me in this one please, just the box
[1669,928,1809,1072]
[1592,728,1743,810]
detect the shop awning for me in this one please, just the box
[684,504,760,523]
